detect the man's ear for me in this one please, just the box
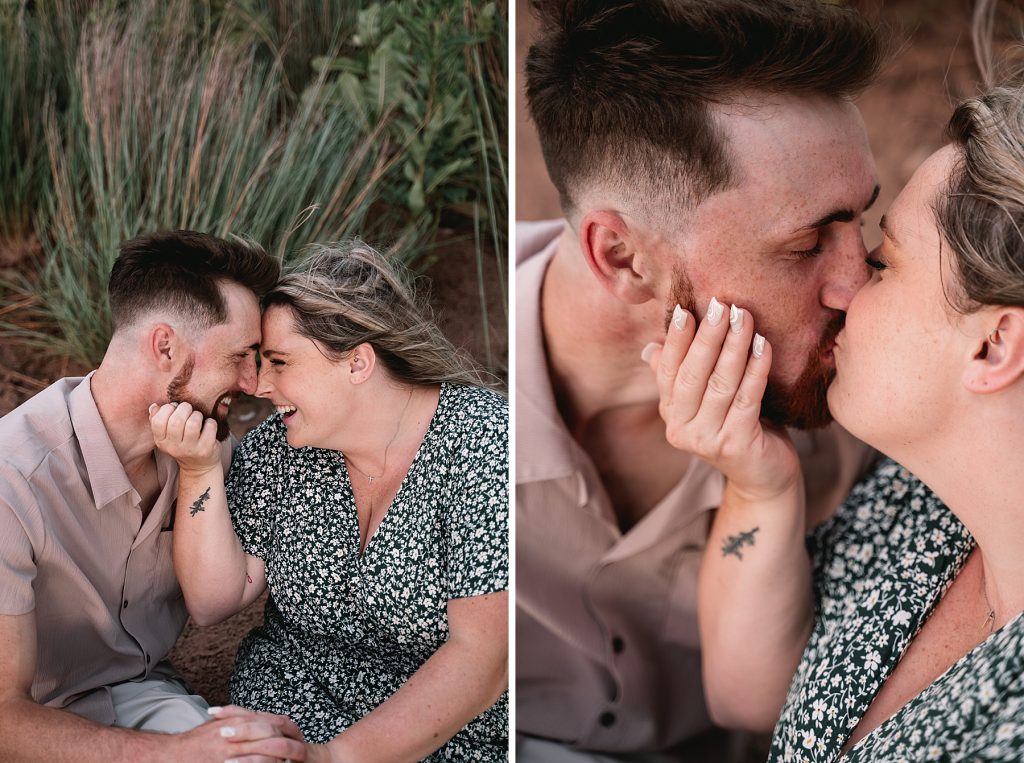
[579,210,656,305]
[147,324,177,372]
[963,308,1024,394]
[348,343,377,384]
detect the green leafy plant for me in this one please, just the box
[0,0,507,376]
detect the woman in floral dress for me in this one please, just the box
[644,77,1024,760]
[151,241,508,761]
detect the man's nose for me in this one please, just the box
[238,356,258,396]
[820,232,870,312]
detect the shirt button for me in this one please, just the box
[599,711,616,727]
[611,636,624,654]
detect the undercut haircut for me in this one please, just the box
[526,0,885,214]
[108,230,280,332]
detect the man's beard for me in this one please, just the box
[166,355,232,441]
[667,267,840,431]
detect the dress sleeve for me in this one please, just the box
[226,418,285,561]
[959,677,1024,761]
[805,458,901,607]
[0,471,40,615]
[445,392,509,600]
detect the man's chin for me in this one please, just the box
[760,369,835,431]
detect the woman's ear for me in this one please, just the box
[348,343,377,384]
[963,308,1024,393]
[579,210,657,305]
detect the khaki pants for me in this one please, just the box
[109,666,209,734]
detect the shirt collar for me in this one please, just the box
[68,372,137,510]
[515,221,583,485]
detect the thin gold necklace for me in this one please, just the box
[345,388,414,490]
[981,573,997,634]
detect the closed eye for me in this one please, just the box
[791,242,823,259]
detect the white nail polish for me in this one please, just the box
[706,297,724,326]
[729,304,742,334]
[219,726,236,738]
[641,342,659,363]
[753,333,765,358]
[225,759,240,763]
[207,706,222,715]
[672,305,687,331]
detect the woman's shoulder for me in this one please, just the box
[439,383,508,435]
[822,458,951,546]
[234,413,290,464]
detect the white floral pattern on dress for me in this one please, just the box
[225,383,508,760]
[770,459,1024,762]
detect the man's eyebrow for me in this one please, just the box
[879,213,899,246]
[802,184,881,230]
[260,348,288,358]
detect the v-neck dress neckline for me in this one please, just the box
[770,459,1024,762]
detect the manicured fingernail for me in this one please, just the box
[225,759,240,763]
[706,296,724,325]
[207,706,222,715]
[148,403,158,416]
[641,342,660,363]
[672,304,687,331]
[170,401,179,407]
[219,726,236,738]
[753,333,765,358]
[729,304,742,334]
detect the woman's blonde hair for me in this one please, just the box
[265,240,491,388]
[936,85,1024,311]
[936,0,1024,311]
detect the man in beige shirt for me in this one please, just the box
[517,2,884,760]
[0,231,302,761]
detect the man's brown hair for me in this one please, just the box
[526,0,885,214]
[108,230,280,332]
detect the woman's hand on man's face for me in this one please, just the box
[643,297,801,503]
[149,401,222,478]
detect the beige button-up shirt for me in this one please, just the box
[515,220,874,754]
[0,374,227,723]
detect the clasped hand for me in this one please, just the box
[643,299,801,502]
[175,705,309,762]
[149,401,221,475]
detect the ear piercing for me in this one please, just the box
[989,329,1001,345]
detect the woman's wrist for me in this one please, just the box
[724,475,805,513]
[177,462,224,484]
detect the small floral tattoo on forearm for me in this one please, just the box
[722,526,760,560]
[189,487,211,517]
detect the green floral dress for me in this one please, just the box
[224,383,508,760]
[770,459,1024,762]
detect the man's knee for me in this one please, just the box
[110,676,210,733]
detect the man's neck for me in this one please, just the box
[540,229,693,529]
[541,230,666,430]
[90,358,160,475]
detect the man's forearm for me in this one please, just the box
[697,482,814,731]
[0,696,168,763]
